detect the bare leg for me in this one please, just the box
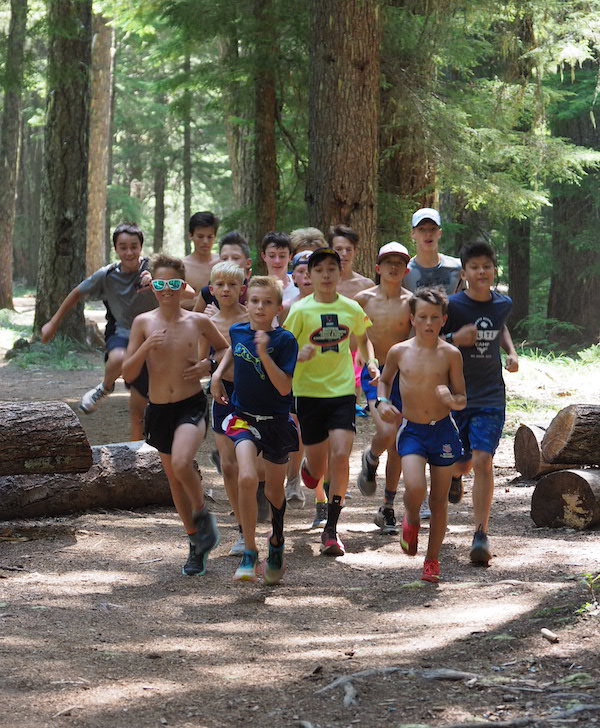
[263,459,287,545]
[303,439,330,483]
[103,348,124,390]
[426,465,452,561]
[327,429,355,500]
[168,421,207,530]
[401,454,428,526]
[128,386,147,441]
[158,454,195,534]
[471,450,494,532]
[235,439,259,552]
[215,432,240,524]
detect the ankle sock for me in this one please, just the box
[267,498,286,546]
[384,488,396,505]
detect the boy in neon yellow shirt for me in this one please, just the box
[284,248,378,555]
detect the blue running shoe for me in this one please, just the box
[263,541,285,585]
[234,549,259,581]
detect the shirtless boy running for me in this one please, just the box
[378,287,466,582]
[123,254,229,576]
[355,243,412,534]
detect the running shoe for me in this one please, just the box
[185,507,220,576]
[357,449,378,496]
[355,403,369,417]
[419,499,431,520]
[263,541,285,585]
[448,476,463,504]
[470,527,491,565]
[234,549,259,581]
[79,383,114,414]
[374,505,399,535]
[422,558,441,582]
[300,458,319,490]
[285,475,305,509]
[183,542,211,576]
[400,515,419,556]
[312,501,328,528]
[228,533,245,556]
[257,482,270,522]
[320,529,345,556]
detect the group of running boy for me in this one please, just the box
[41,208,518,585]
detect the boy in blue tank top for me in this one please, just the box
[443,241,518,566]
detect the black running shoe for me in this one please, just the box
[185,507,220,576]
[357,449,378,496]
[470,527,491,565]
[374,505,399,535]
[449,476,463,504]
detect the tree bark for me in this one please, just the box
[0,441,175,520]
[307,0,381,275]
[0,0,28,310]
[33,0,92,342]
[507,217,530,336]
[531,468,600,529]
[541,404,600,464]
[152,94,168,253]
[182,50,192,256]
[514,423,576,479]
[0,401,92,476]
[86,12,115,276]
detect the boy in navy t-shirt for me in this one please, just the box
[443,241,518,566]
[211,276,299,584]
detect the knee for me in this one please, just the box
[238,473,257,492]
[171,457,194,480]
[107,349,125,367]
[472,451,493,473]
[429,490,448,512]
[222,460,237,480]
[455,459,472,476]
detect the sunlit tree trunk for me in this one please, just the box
[182,50,192,256]
[33,0,92,342]
[0,0,28,309]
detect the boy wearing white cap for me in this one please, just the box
[355,243,413,534]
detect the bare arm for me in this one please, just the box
[500,324,519,372]
[254,330,293,396]
[40,286,82,343]
[193,294,207,313]
[210,347,234,404]
[437,347,466,411]
[356,331,379,384]
[183,316,230,381]
[377,347,403,423]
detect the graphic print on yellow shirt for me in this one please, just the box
[284,293,371,398]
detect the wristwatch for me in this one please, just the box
[444,333,454,343]
[209,358,218,374]
[374,396,390,409]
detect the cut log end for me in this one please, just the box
[531,468,600,529]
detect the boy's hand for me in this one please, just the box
[204,303,219,318]
[367,362,380,386]
[210,376,228,405]
[505,354,519,372]
[40,321,57,344]
[183,358,210,380]
[254,330,269,357]
[298,344,316,362]
[436,384,453,407]
[144,329,167,350]
[379,402,402,424]
[452,324,477,347]
[136,271,152,291]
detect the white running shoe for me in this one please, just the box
[228,534,245,556]
[285,475,305,509]
[79,383,114,414]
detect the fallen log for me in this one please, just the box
[0,441,175,520]
[0,401,92,476]
[531,468,600,529]
[514,424,576,479]
[541,404,600,464]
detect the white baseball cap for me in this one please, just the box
[377,242,410,264]
[411,208,441,228]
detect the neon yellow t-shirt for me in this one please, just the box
[283,293,372,398]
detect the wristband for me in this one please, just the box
[444,333,453,344]
[367,358,379,367]
[209,358,218,374]
[374,396,390,409]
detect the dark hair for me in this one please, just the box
[260,231,293,254]
[112,222,144,248]
[326,224,359,247]
[409,286,448,315]
[150,253,186,279]
[459,240,497,268]
[219,231,250,259]
[188,211,220,235]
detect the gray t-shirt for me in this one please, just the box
[78,258,157,338]
[404,253,462,295]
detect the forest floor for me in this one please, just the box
[0,297,599,728]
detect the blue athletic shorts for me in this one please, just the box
[451,406,505,461]
[396,415,463,466]
[360,365,402,409]
[211,379,235,434]
[223,411,299,464]
[105,333,148,398]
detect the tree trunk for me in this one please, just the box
[86,12,115,276]
[514,423,576,479]
[307,0,381,275]
[531,468,600,529]
[33,0,92,342]
[507,217,530,336]
[0,401,92,476]
[0,441,175,520]
[182,50,192,256]
[153,93,168,253]
[541,404,600,464]
[0,0,28,310]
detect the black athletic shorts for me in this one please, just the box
[145,391,209,455]
[295,395,356,446]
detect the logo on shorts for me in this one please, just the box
[223,414,261,439]
[309,314,349,353]
[441,443,455,459]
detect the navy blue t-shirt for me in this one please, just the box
[444,290,512,409]
[230,322,298,416]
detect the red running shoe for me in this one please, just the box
[422,558,441,582]
[400,515,419,556]
[320,529,345,556]
[300,457,319,490]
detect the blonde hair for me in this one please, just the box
[290,227,326,253]
[246,275,283,305]
[210,260,245,284]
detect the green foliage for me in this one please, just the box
[576,572,600,616]
[9,335,96,370]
